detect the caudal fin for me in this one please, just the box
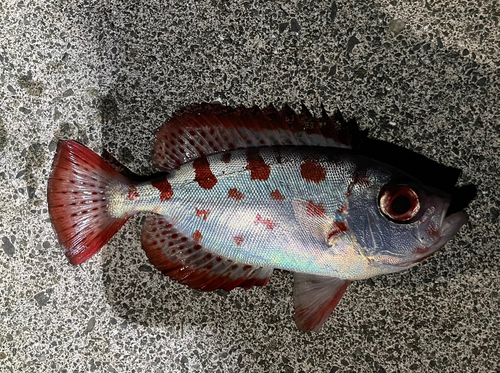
[47,140,131,265]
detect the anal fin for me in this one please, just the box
[293,273,350,332]
[141,215,273,292]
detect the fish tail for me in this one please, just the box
[47,140,133,265]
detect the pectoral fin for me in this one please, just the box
[292,199,348,245]
[293,273,350,332]
[292,199,333,241]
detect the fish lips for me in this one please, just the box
[426,210,469,256]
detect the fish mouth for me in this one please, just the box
[410,210,468,265]
[393,207,468,268]
[421,183,476,260]
[431,210,468,252]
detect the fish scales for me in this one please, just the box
[108,146,366,278]
[47,103,469,332]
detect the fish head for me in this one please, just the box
[343,165,468,277]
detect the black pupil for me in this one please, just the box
[391,195,412,215]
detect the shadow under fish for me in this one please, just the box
[47,103,475,332]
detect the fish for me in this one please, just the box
[47,103,468,332]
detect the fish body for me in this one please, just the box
[107,146,452,280]
[48,104,468,331]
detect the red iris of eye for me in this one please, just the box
[379,184,420,222]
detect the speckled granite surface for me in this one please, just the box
[1,1,499,372]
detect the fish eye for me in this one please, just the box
[379,184,420,222]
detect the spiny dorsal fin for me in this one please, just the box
[152,103,362,171]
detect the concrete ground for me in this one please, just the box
[1,0,499,372]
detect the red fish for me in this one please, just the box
[47,104,467,331]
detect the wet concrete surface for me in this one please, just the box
[0,1,499,372]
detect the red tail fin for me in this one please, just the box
[47,140,131,265]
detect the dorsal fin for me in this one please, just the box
[141,215,273,292]
[152,103,362,171]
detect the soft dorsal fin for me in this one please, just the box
[141,215,273,291]
[293,273,351,332]
[152,103,360,171]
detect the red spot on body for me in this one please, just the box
[127,186,140,201]
[228,188,244,201]
[300,160,326,183]
[334,222,348,232]
[409,250,436,264]
[152,179,173,201]
[254,214,275,230]
[246,149,271,181]
[195,207,210,220]
[352,174,371,187]
[413,247,430,255]
[338,204,347,214]
[347,173,371,197]
[221,152,231,163]
[243,265,252,271]
[327,231,339,242]
[270,189,285,201]
[234,236,244,246]
[192,230,202,244]
[426,225,440,237]
[327,221,349,242]
[193,157,217,190]
[306,201,326,217]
